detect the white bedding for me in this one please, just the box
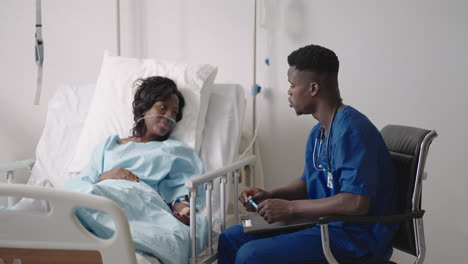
[29,83,95,188]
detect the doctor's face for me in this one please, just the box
[143,94,179,137]
[287,66,315,115]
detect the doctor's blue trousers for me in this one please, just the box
[217,224,374,264]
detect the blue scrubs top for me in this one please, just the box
[301,106,398,259]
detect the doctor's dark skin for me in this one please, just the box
[239,66,369,224]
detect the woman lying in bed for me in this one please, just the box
[84,76,198,225]
[64,76,207,264]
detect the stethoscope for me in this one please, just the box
[312,127,328,172]
[312,102,342,176]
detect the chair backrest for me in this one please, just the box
[380,125,437,256]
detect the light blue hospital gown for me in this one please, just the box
[65,135,207,264]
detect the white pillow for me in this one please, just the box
[29,83,95,188]
[200,84,245,172]
[199,84,245,232]
[69,52,217,172]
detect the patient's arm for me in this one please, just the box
[172,200,190,225]
[95,167,140,183]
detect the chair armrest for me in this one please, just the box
[317,210,425,224]
[0,158,36,174]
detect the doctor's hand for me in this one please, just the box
[257,199,292,223]
[239,187,272,212]
[97,167,140,183]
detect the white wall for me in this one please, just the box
[1,0,467,262]
[0,0,116,204]
[118,0,255,129]
[0,0,115,165]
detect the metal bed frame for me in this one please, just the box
[0,155,256,264]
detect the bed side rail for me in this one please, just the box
[185,154,256,264]
[0,159,35,207]
[0,158,35,175]
[0,183,137,264]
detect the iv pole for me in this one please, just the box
[34,0,44,105]
[115,0,121,56]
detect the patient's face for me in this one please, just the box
[143,94,180,138]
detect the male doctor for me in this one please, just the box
[217,44,398,263]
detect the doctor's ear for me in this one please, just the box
[308,82,320,96]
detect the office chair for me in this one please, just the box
[305,124,437,264]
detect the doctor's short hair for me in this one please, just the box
[131,76,185,137]
[287,44,339,73]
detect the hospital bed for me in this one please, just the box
[0,56,256,264]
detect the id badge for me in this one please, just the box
[327,171,334,189]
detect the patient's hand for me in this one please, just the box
[173,201,190,225]
[97,167,140,183]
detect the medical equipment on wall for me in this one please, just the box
[34,0,44,105]
[115,0,121,56]
[32,0,121,105]
[239,0,264,162]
